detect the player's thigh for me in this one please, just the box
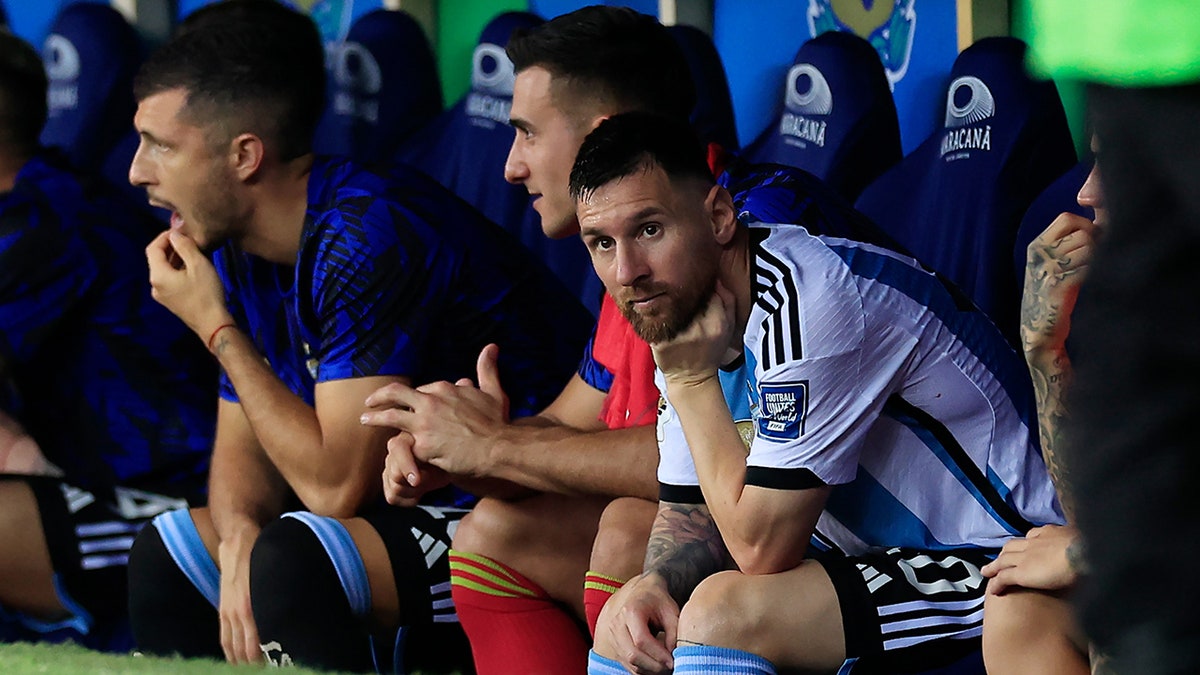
[454,493,609,602]
[345,504,472,630]
[983,587,1089,671]
[679,561,846,671]
[0,476,65,618]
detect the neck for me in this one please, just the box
[721,224,753,356]
[237,154,314,265]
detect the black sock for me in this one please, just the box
[127,523,222,659]
[250,517,376,673]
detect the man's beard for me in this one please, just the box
[617,273,717,344]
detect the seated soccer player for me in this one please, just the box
[579,112,1065,675]
[360,8,842,673]
[121,8,592,673]
[0,32,216,650]
[980,148,1106,675]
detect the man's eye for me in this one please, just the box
[642,224,660,237]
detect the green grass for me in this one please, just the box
[0,642,355,674]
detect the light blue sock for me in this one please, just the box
[673,644,778,674]
[588,650,629,675]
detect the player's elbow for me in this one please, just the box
[300,479,376,519]
[728,538,805,576]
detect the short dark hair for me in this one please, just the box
[506,6,695,121]
[0,32,47,155]
[134,2,324,161]
[569,112,712,203]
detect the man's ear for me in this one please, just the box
[706,184,738,245]
[229,132,265,181]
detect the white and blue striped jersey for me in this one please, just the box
[657,222,1064,555]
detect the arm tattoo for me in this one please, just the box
[1028,353,1077,520]
[644,502,732,605]
[1066,534,1090,577]
[1021,241,1081,520]
[214,333,232,357]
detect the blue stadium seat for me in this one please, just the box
[668,24,739,152]
[1012,160,1093,286]
[40,3,142,172]
[398,11,604,316]
[742,30,901,202]
[313,8,442,162]
[854,37,1076,340]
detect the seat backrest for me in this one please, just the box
[313,9,442,162]
[855,37,1076,339]
[1012,160,1093,287]
[743,30,901,202]
[397,12,604,316]
[668,24,739,152]
[40,3,142,172]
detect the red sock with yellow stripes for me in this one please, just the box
[583,571,626,637]
[449,550,589,675]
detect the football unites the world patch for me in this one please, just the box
[757,381,809,440]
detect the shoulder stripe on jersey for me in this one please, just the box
[884,395,1033,535]
[750,227,803,368]
[659,483,705,504]
[745,466,826,490]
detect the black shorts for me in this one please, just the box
[815,546,994,674]
[6,475,189,647]
[357,501,470,626]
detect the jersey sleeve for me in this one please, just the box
[744,228,922,488]
[654,369,703,503]
[575,322,612,393]
[0,206,97,363]
[308,205,451,383]
[746,308,916,490]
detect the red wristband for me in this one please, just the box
[206,322,238,353]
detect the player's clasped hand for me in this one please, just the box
[363,344,510,504]
[145,230,234,340]
[596,572,679,675]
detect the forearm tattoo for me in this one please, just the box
[1021,245,1080,520]
[1028,354,1077,520]
[644,502,732,605]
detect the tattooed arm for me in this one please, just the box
[593,500,733,674]
[643,501,734,603]
[1020,212,1099,520]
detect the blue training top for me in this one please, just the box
[0,153,217,502]
[214,157,594,502]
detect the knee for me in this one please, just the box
[128,512,221,657]
[250,517,350,613]
[451,497,533,559]
[678,571,762,647]
[982,589,1070,670]
[128,512,207,610]
[589,498,655,577]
